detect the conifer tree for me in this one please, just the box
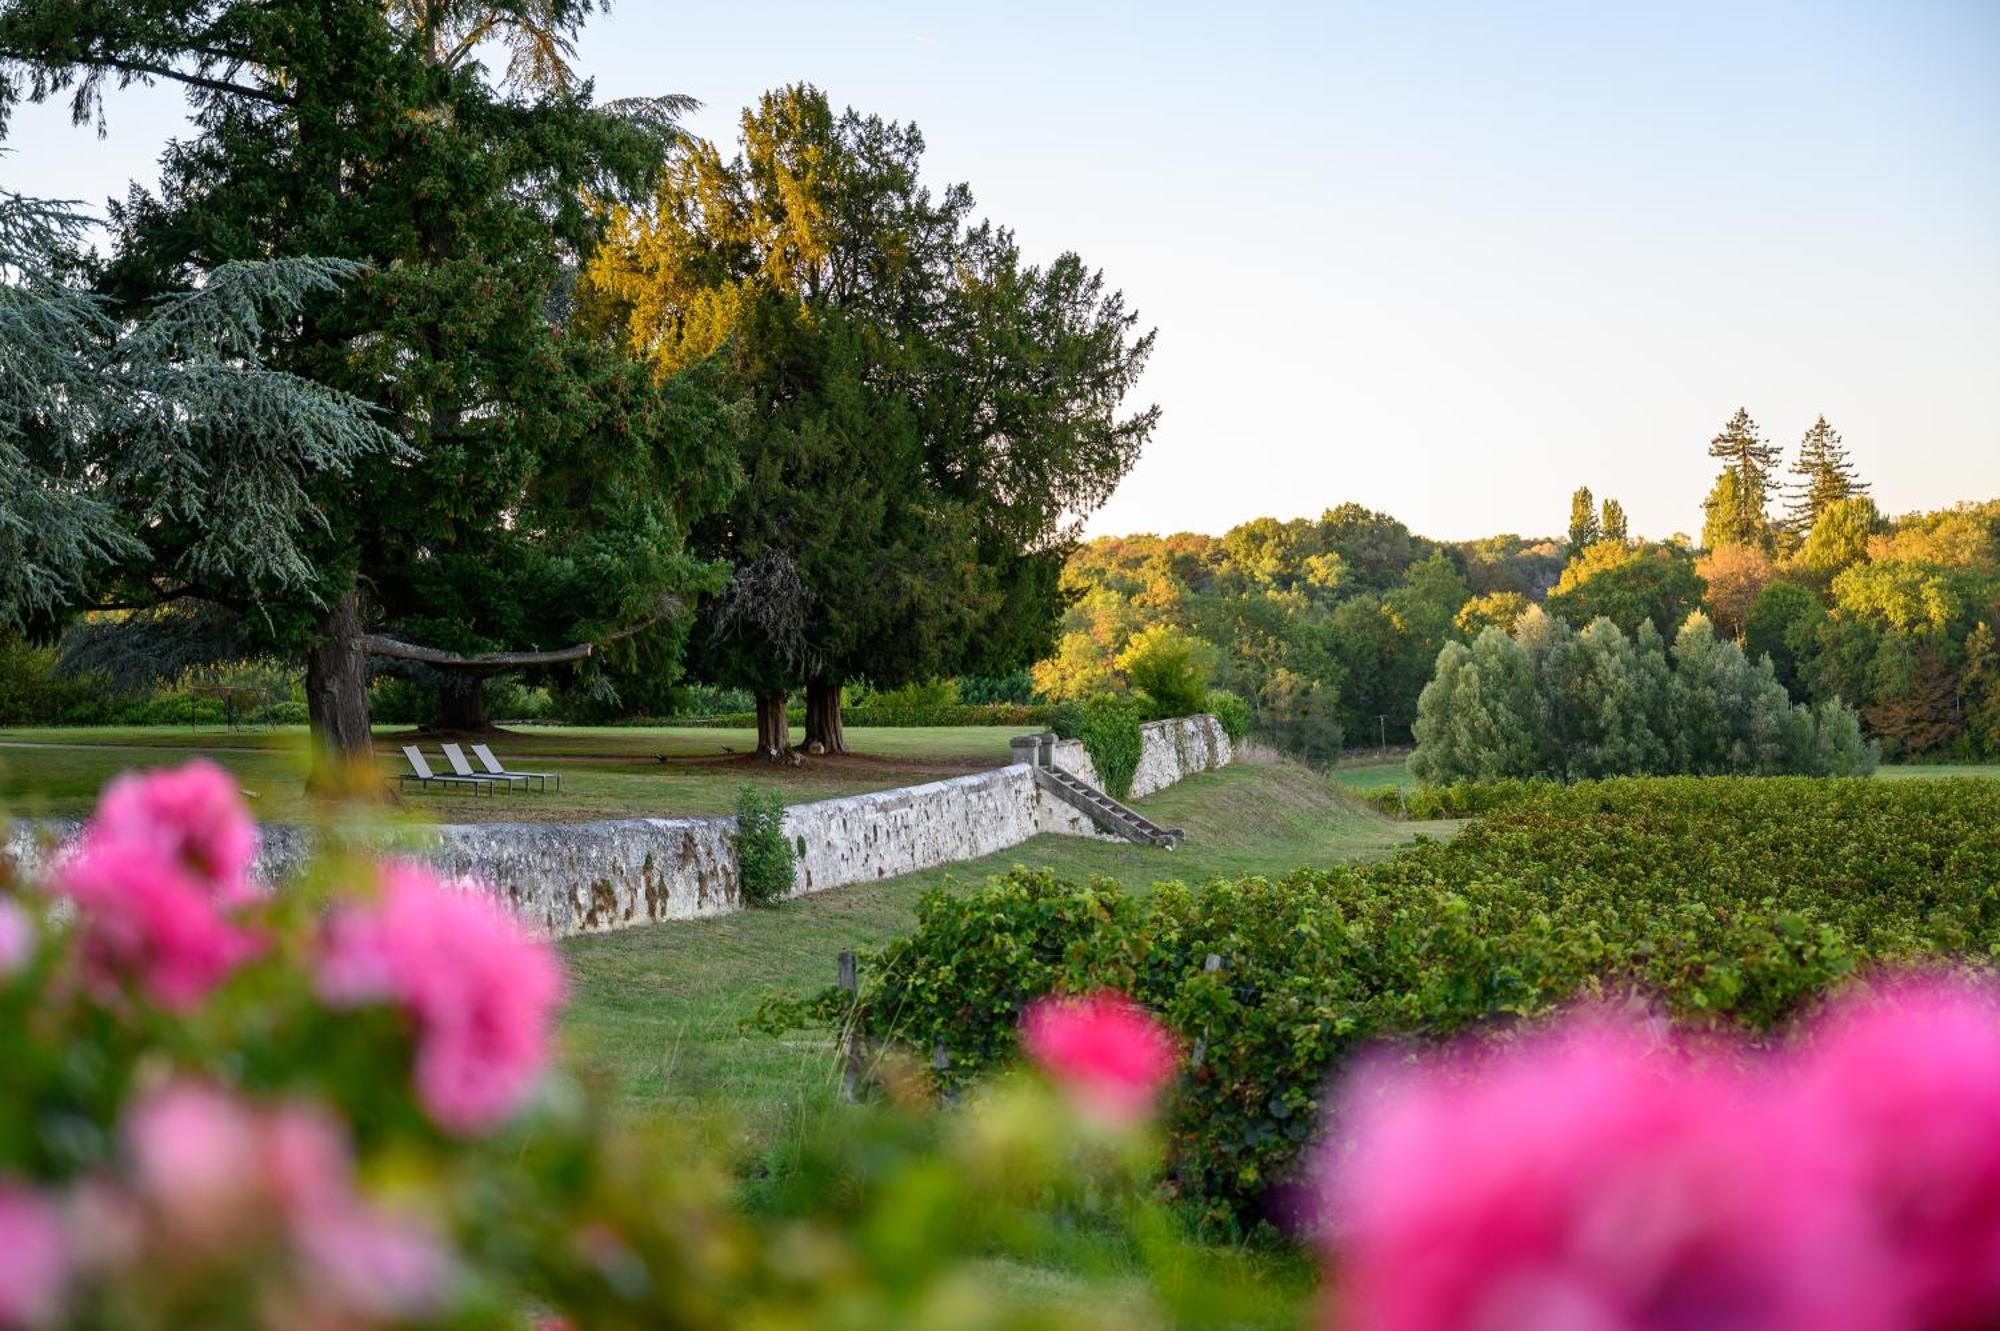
[1600,497,1629,543]
[1785,415,1868,535]
[1704,407,1780,549]
[1567,486,1600,550]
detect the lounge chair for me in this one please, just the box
[399,745,497,796]
[471,743,560,792]
[441,743,532,794]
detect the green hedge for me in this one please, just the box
[767,776,2000,1232]
[1355,778,1546,819]
[671,702,1060,730]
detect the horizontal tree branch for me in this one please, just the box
[357,600,680,673]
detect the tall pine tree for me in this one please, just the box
[1785,414,1868,535]
[1703,407,1780,550]
[1600,497,1629,543]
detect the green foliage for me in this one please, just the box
[0,191,396,629]
[1546,541,1706,638]
[1357,777,1545,819]
[1567,486,1600,550]
[587,82,1156,719]
[1117,624,1210,718]
[1256,668,1344,765]
[1785,415,1869,535]
[1413,609,1878,782]
[1078,694,1146,799]
[1703,407,1781,549]
[797,777,2000,1228]
[1206,690,1252,741]
[733,784,796,907]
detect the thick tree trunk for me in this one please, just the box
[305,588,375,795]
[804,676,847,754]
[755,691,791,760]
[432,673,492,733]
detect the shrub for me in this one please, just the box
[1116,625,1209,719]
[1206,689,1251,741]
[1413,608,1876,783]
[856,678,962,726]
[1358,778,1543,820]
[1076,694,1145,799]
[733,783,796,906]
[782,777,2000,1230]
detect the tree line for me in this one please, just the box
[0,1,1154,779]
[1049,407,1999,766]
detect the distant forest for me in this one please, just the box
[1039,412,2000,762]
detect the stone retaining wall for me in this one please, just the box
[5,718,1228,938]
[1129,714,1233,798]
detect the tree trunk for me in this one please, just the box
[305,588,375,795]
[432,672,492,733]
[804,676,847,754]
[755,691,791,760]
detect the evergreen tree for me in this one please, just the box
[0,190,394,630]
[1785,415,1868,535]
[1567,486,1600,550]
[1,0,741,775]
[1703,407,1780,549]
[1600,497,1629,543]
[584,84,1155,754]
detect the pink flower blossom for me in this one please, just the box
[55,763,261,1009]
[318,862,564,1134]
[0,1183,67,1328]
[121,1082,449,1317]
[92,760,258,900]
[1325,1020,1850,1331]
[0,899,33,978]
[1020,991,1178,1123]
[57,840,260,1011]
[1792,980,2000,1330]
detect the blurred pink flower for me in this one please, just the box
[1326,1020,1849,1331]
[318,862,564,1133]
[1793,980,2000,1330]
[55,763,262,1010]
[0,1183,67,1328]
[0,899,33,978]
[1020,991,1178,1123]
[57,841,260,1011]
[125,1081,262,1234]
[92,760,257,900]
[296,1204,451,1320]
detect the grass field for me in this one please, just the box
[0,723,1018,823]
[556,755,1452,1139]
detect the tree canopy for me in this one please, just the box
[582,82,1156,752]
[1,0,742,767]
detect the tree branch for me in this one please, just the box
[357,601,681,672]
[87,55,293,106]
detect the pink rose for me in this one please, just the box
[1020,991,1178,1123]
[319,863,563,1134]
[92,760,258,900]
[0,1183,67,1328]
[1326,1019,1850,1331]
[1792,980,2000,1330]
[56,763,261,1010]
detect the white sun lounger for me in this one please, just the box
[471,743,560,792]
[441,742,533,793]
[399,745,497,796]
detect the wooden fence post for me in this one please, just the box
[837,950,859,1102]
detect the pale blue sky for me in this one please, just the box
[6,1,1996,541]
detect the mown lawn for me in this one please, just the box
[557,756,1451,1139]
[0,723,1017,823]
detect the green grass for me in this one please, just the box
[557,756,1452,1139]
[0,723,1018,823]
[1877,762,2000,780]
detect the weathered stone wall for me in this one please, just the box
[1128,714,1233,799]
[5,718,1225,938]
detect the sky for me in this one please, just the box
[5,0,1997,543]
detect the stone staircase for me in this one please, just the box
[1011,731,1184,848]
